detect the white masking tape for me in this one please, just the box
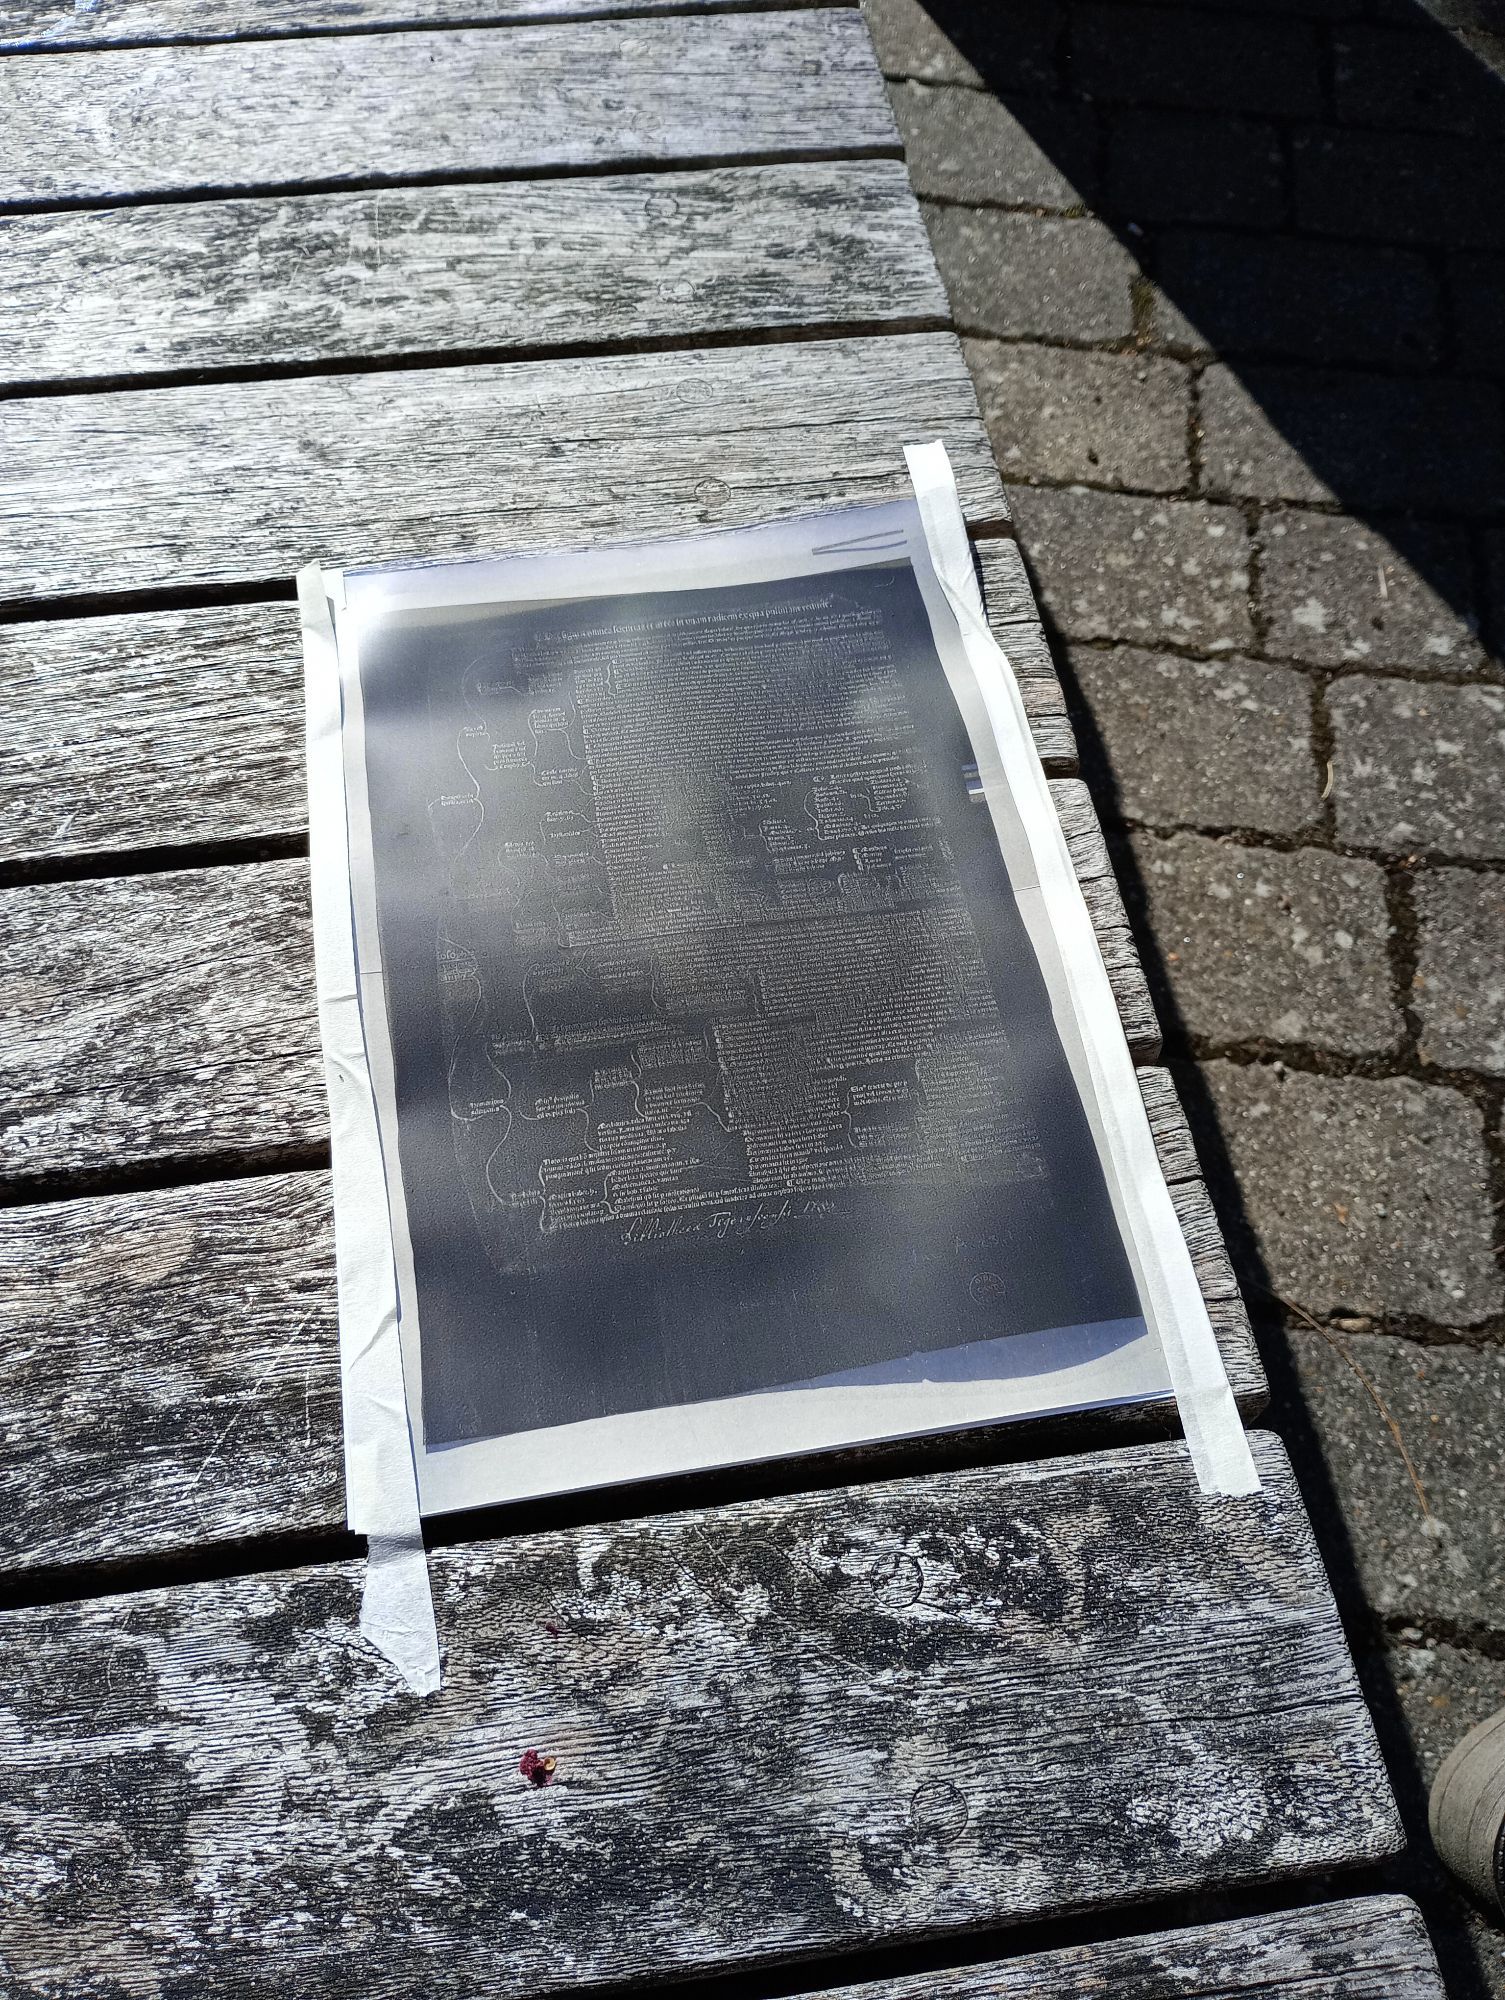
[904,442,1260,1497]
[298,566,442,1695]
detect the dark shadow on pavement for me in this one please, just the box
[914,4,1505,1988]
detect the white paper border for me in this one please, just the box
[298,566,441,1694]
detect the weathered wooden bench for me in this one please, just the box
[0,2,1444,1993]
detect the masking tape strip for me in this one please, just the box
[904,443,1260,1497]
[297,565,442,1694]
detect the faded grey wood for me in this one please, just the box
[0,0,829,53]
[0,11,894,208]
[0,333,1005,604]
[815,1898,1445,2000]
[0,548,1069,871]
[0,1065,1256,1575]
[0,162,945,388]
[0,780,1154,1190]
[0,1432,1401,1995]
[0,1168,346,1570]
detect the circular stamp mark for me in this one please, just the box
[910,1779,969,1845]
[845,1548,925,1611]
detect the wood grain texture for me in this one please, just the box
[0,1432,1401,1994]
[0,1168,346,1570]
[0,11,895,207]
[0,779,1154,1189]
[816,1898,1444,2000]
[0,333,1006,604]
[0,1066,1257,1576]
[0,162,945,388]
[0,548,1069,872]
[0,859,323,1184]
[0,0,832,54]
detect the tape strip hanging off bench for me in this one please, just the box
[904,441,1260,1499]
[299,568,441,1697]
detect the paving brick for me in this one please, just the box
[1293,126,1505,249]
[860,0,1062,91]
[1010,486,1253,646]
[1281,1328,1505,1625]
[1104,109,1286,229]
[1203,1061,1503,1324]
[1452,252,1505,377]
[1333,23,1500,135]
[964,342,1190,490]
[1198,363,1505,514]
[1068,646,1320,834]
[1072,5,1324,115]
[922,209,1136,340]
[1260,513,1486,673]
[1328,676,1505,859]
[892,85,1097,210]
[1130,832,1401,1053]
[1414,866,1505,1073]
[1150,233,1442,371]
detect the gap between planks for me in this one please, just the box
[0,0,856,58]
[0,543,1070,879]
[0,333,1009,606]
[789,1899,1447,2000]
[0,1065,1262,1580]
[0,1432,1401,1995]
[0,160,946,392]
[0,9,895,210]
[0,778,1158,1203]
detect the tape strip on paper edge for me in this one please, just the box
[903,443,1260,1497]
[297,563,443,1695]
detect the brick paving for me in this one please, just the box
[863,1,1505,1989]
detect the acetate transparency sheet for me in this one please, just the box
[302,473,1254,1532]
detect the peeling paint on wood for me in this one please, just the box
[0,162,946,388]
[0,550,1067,872]
[0,334,1006,604]
[0,779,1153,1189]
[0,10,895,206]
[0,1435,1400,1995]
[0,1067,1259,1577]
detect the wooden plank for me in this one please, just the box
[0,0,831,55]
[0,1432,1401,1991]
[0,333,1005,605]
[0,548,1070,873]
[0,778,1155,1191]
[0,11,894,209]
[0,161,945,389]
[0,1065,1258,1577]
[815,1899,1445,2000]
